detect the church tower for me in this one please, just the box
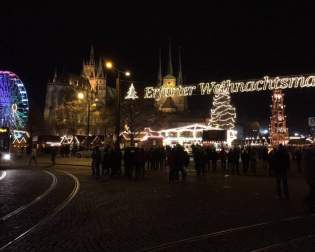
[82,45,97,91]
[155,42,187,112]
[96,57,107,104]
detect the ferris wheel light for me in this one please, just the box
[12,103,18,113]
[0,71,29,129]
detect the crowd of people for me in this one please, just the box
[88,143,315,210]
[88,144,307,181]
[23,141,315,211]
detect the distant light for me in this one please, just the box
[125,71,131,77]
[77,92,84,100]
[2,153,11,161]
[261,129,268,134]
[105,61,113,69]
[294,132,299,136]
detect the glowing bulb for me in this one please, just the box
[77,92,84,100]
[105,61,113,69]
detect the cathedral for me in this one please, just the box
[44,46,115,135]
[155,44,188,113]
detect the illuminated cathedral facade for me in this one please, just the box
[44,46,115,135]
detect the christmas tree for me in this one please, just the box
[208,91,236,129]
[125,83,139,100]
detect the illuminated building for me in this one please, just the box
[159,123,237,149]
[43,46,115,135]
[121,128,163,148]
[269,90,289,146]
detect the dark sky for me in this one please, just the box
[1,3,315,133]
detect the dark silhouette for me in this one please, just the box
[274,144,290,199]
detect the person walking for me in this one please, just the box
[274,144,290,199]
[51,147,57,166]
[174,145,187,180]
[28,145,38,166]
[241,147,250,174]
[91,146,101,177]
[220,148,227,172]
[101,146,110,177]
[212,148,218,172]
[295,148,302,173]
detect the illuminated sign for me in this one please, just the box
[144,74,315,100]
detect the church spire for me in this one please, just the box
[177,46,183,85]
[52,69,58,83]
[167,39,173,76]
[97,57,104,78]
[89,45,95,65]
[157,48,162,86]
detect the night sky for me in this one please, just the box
[1,3,315,133]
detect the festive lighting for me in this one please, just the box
[159,123,237,146]
[208,91,236,130]
[121,128,163,142]
[144,85,196,100]
[143,74,315,100]
[0,71,29,129]
[269,90,288,146]
[125,83,139,100]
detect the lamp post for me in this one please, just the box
[105,61,130,149]
[77,91,92,136]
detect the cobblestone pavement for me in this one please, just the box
[1,157,314,251]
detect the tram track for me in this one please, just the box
[250,234,315,251]
[139,213,315,252]
[0,170,57,221]
[0,169,80,251]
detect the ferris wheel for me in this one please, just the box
[0,71,29,129]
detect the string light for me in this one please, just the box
[125,83,139,100]
[143,74,315,100]
[209,92,236,130]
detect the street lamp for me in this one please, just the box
[105,61,131,149]
[77,92,84,100]
[77,91,92,136]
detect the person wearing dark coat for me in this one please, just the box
[295,148,302,173]
[274,144,290,199]
[232,147,240,175]
[51,147,57,166]
[174,145,187,180]
[194,147,206,176]
[102,146,111,176]
[211,148,218,172]
[241,148,250,174]
[219,148,227,172]
[91,146,101,177]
